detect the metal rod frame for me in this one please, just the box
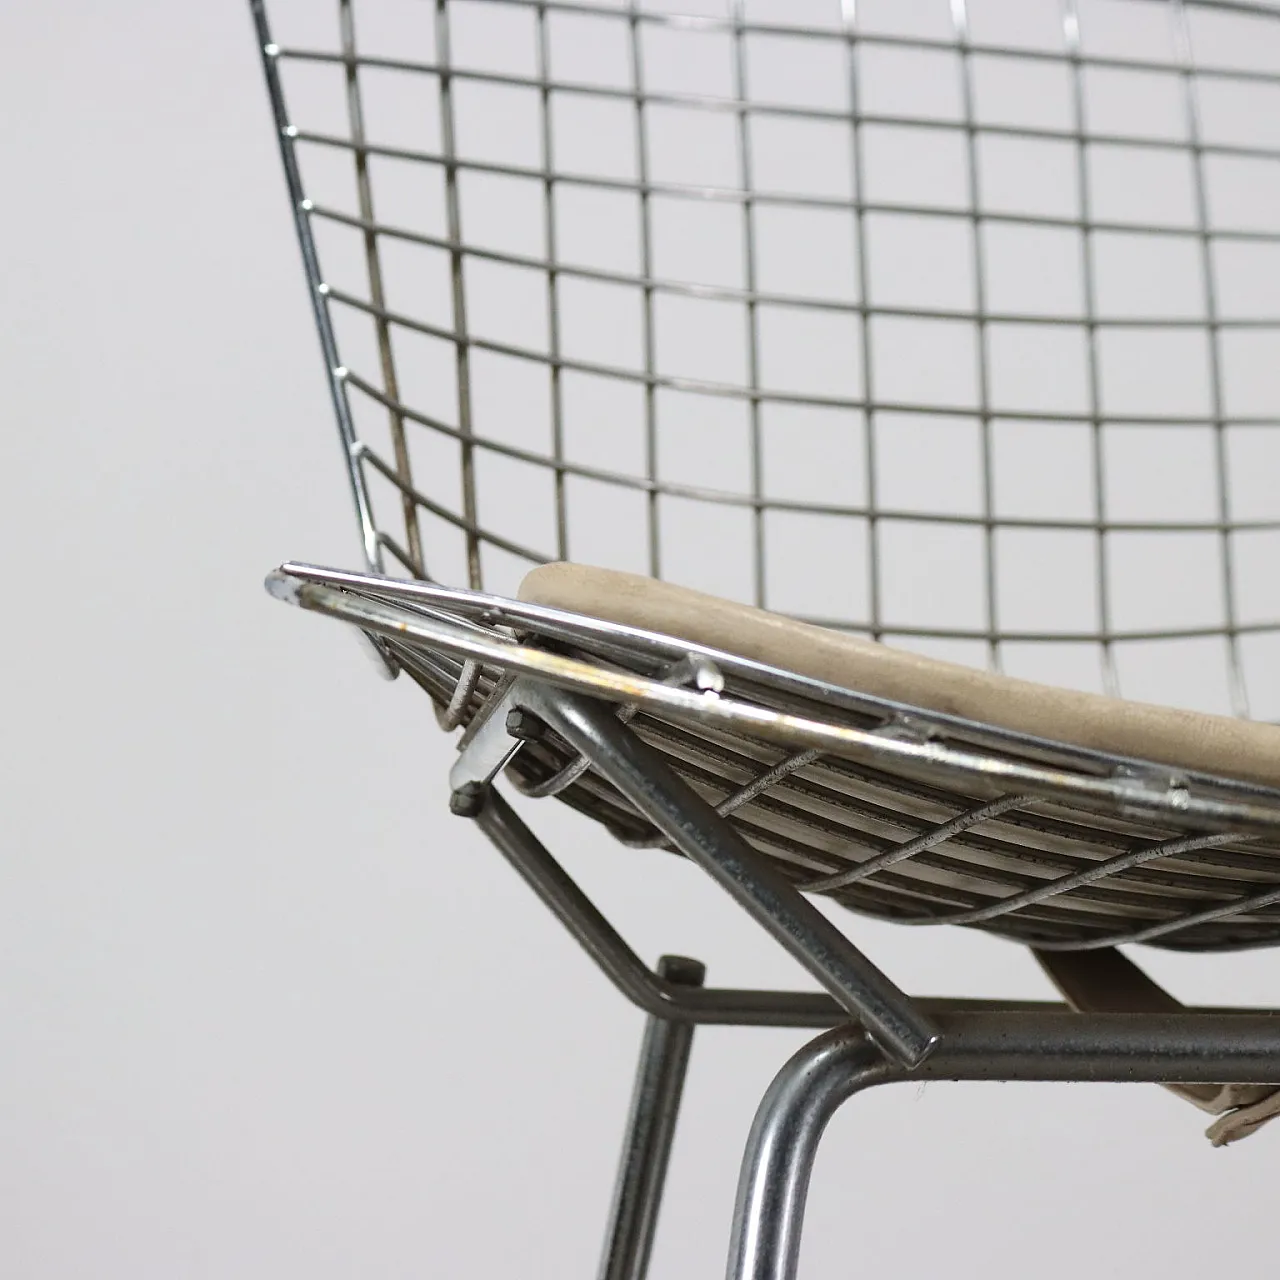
[597,954,704,1280]
[251,5,1280,1267]
[463,681,1280,1280]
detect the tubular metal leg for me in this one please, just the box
[599,956,706,1280]
[728,1012,1280,1280]
[726,1029,891,1280]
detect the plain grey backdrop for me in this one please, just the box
[4,1,1280,1277]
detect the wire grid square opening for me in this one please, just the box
[1090,144,1200,230]
[852,0,955,42]
[653,293,749,386]
[977,135,1079,221]
[453,80,542,170]
[555,276,646,373]
[1206,155,1280,235]
[1220,331,1280,419]
[991,419,1096,522]
[1196,75,1280,150]
[864,213,974,312]
[468,349,553,453]
[646,104,740,190]
[759,404,866,508]
[1213,239,1280,320]
[1107,530,1227,634]
[447,0,537,76]
[553,186,642,277]
[376,238,453,330]
[641,20,734,98]
[559,369,647,474]
[862,124,971,211]
[363,155,448,239]
[1186,2,1280,72]
[878,520,990,634]
[995,527,1101,635]
[546,9,632,90]
[1225,424,1280,523]
[987,323,1092,416]
[650,197,744,291]
[966,0,1068,50]
[344,0,434,57]
[653,389,751,493]
[744,30,847,111]
[971,53,1073,133]
[982,222,1084,318]
[1077,0,1181,63]
[383,326,459,426]
[548,91,638,182]
[1082,64,1188,142]
[458,170,545,258]
[747,114,855,199]
[1231,531,1280,627]
[869,315,979,409]
[1090,231,1205,319]
[874,414,984,518]
[753,205,859,304]
[756,305,861,400]
[463,258,550,352]
[357,66,444,154]
[856,43,964,123]
[1101,424,1219,523]
[1095,328,1214,418]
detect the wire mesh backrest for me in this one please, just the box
[256,0,1280,722]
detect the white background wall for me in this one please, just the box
[3,2,1280,1277]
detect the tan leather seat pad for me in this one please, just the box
[518,563,1280,790]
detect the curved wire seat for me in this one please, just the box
[271,560,1280,951]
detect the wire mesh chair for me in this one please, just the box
[252,0,1280,1274]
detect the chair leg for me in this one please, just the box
[726,1009,1280,1280]
[726,1027,891,1280]
[598,956,705,1280]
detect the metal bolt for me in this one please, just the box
[505,707,546,742]
[449,782,487,818]
[657,955,707,988]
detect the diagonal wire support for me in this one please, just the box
[515,682,942,1067]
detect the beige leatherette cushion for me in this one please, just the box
[519,563,1280,790]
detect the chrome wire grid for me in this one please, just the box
[254,0,1280,951]
[257,0,1280,723]
[271,563,1280,951]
